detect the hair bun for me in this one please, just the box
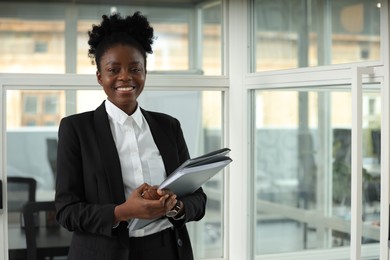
[88,11,154,66]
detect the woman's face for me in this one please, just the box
[96,44,146,115]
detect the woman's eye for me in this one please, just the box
[108,68,120,73]
[130,68,142,73]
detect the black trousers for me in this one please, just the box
[129,228,179,260]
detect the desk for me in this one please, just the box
[8,224,72,259]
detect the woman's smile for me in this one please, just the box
[115,85,136,91]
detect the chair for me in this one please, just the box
[7,176,37,226]
[7,176,37,213]
[46,138,58,183]
[22,201,71,260]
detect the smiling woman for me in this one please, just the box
[54,11,207,260]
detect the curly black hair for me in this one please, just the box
[88,11,154,71]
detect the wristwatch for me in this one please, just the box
[166,201,182,218]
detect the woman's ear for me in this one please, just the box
[96,70,103,86]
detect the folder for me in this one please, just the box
[128,148,232,232]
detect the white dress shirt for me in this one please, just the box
[105,100,173,237]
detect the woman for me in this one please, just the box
[55,11,206,260]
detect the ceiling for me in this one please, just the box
[0,0,208,7]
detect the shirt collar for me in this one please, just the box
[105,99,143,129]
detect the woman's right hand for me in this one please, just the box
[114,183,177,222]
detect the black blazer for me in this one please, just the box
[55,101,207,260]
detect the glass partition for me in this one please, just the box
[252,88,380,257]
[0,0,223,75]
[252,0,380,72]
[6,88,225,259]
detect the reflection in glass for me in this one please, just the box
[253,0,380,72]
[253,89,380,256]
[7,88,224,258]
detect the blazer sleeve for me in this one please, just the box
[55,115,118,238]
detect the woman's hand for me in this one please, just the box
[114,183,177,222]
[141,185,176,200]
[141,185,161,200]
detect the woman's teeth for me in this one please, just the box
[117,87,133,91]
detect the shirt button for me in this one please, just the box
[177,238,183,247]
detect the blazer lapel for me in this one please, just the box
[94,102,126,204]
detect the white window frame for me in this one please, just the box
[228,0,390,259]
[1,0,390,260]
[0,73,229,260]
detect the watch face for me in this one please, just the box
[166,209,178,218]
[166,201,181,218]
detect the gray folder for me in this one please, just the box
[128,148,232,232]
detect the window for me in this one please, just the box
[20,91,64,127]
[252,0,380,72]
[34,41,48,53]
[44,95,59,115]
[23,96,38,115]
[0,1,223,75]
[0,3,66,74]
[6,86,226,259]
[252,88,380,257]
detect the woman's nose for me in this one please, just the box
[119,70,131,81]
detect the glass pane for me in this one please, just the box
[0,1,223,75]
[201,2,223,75]
[361,91,380,253]
[253,0,380,72]
[253,88,380,257]
[77,9,192,74]
[139,90,224,258]
[0,3,65,73]
[7,88,224,259]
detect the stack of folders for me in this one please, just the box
[128,147,232,231]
